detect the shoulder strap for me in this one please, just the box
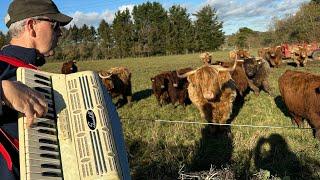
[0,54,38,70]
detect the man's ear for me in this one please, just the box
[25,19,36,37]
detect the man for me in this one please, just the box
[0,0,72,179]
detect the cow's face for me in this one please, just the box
[244,58,258,77]
[188,67,220,101]
[62,60,78,74]
[103,78,114,91]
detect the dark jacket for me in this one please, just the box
[0,45,44,180]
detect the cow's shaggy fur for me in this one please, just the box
[279,70,320,139]
[61,60,78,74]
[99,67,132,107]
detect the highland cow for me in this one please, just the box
[279,70,320,139]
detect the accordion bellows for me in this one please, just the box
[17,68,131,180]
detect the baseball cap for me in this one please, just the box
[5,0,73,28]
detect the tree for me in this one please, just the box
[132,2,168,56]
[166,5,194,54]
[193,5,224,51]
[97,19,113,58]
[112,8,134,58]
[0,31,8,48]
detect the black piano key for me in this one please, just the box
[41,171,62,177]
[37,122,55,128]
[38,129,56,135]
[39,139,58,145]
[34,74,50,82]
[39,146,58,152]
[40,153,59,159]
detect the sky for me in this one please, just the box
[0,0,310,35]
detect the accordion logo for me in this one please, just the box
[86,110,97,130]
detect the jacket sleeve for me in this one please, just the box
[0,63,11,116]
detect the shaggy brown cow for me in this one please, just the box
[61,60,78,74]
[257,47,270,58]
[177,61,239,130]
[229,49,250,61]
[213,60,259,96]
[200,52,212,65]
[99,67,132,107]
[292,46,308,67]
[243,57,272,95]
[263,46,282,68]
[279,70,320,139]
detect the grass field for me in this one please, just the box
[43,51,320,179]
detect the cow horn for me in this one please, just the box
[98,72,112,79]
[209,59,243,72]
[176,69,198,78]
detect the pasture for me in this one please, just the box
[43,51,320,179]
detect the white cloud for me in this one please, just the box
[118,4,135,13]
[201,0,309,34]
[67,10,114,28]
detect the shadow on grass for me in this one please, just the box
[132,89,153,102]
[188,125,234,171]
[126,133,320,179]
[274,95,291,117]
[253,133,318,180]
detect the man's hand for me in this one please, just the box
[2,80,48,127]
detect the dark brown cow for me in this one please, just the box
[99,67,132,107]
[279,70,320,139]
[213,60,259,96]
[177,61,239,130]
[243,57,272,95]
[151,71,172,106]
[264,46,282,68]
[292,46,308,67]
[170,67,193,106]
[61,60,78,74]
[151,68,192,106]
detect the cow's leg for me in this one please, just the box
[262,80,273,96]
[247,79,259,95]
[308,113,320,139]
[290,113,303,128]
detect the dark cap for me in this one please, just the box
[5,0,73,28]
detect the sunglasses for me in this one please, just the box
[34,18,60,30]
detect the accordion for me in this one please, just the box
[16,67,131,180]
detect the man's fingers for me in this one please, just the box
[31,97,48,118]
[24,105,36,128]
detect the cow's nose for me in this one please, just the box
[203,92,214,100]
[173,83,178,87]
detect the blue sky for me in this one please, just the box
[0,0,310,35]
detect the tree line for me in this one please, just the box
[0,1,319,60]
[52,2,224,61]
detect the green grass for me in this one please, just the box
[42,51,320,180]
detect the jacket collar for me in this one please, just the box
[1,45,45,66]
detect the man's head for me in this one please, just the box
[5,0,72,56]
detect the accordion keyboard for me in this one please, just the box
[17,68,131,180]
[19,71,63,179]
